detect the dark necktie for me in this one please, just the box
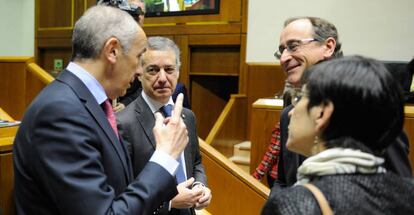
[102,99,119,139]
[159,104,186,183]
[160,104,173,117]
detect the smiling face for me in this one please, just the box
[140,49,179,103]
[279,19,327,87]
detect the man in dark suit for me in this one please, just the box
[117,37,211,215]
[274,16,412,188]
[13,6,189,215]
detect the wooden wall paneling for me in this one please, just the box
[241,0,248,34]
[190,46,240,76]
[36,0,75,70]
[25,69,50,107]
[191,77,230,139]
[405,117,414,173]
[74,0,88,21]
[249,104,282,177]
[0,110,17,215]
[188,34,241,46]
[238,34,247,94]
[246,63,286,137]
[0,152,14,215]
[174,35,190,89]
[200,140,269,215]
[86,0,97,9]
[0,63,27,120]
[143,23,242,36]
[37,0,73,29]
[38,48,72,77]
[188,34,241,140]
[211,96,248,157]
[404,105,414,174]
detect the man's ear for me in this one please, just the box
[103,37,120,64]
[314,101,334,133]
[323,37,336,59]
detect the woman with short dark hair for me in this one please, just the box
[262,56,414,214]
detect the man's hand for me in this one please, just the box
[113,103,125,112]
[171,178,204,209]
[153,94,188,159]
[193,184,212,210]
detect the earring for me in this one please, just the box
[314,136,319,145]
[311,136,323,155]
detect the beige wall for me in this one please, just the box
[1,0,413,61]
[246,0,414,62]
[0,0,34,56]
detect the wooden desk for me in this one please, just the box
[0,107,17,215]
[249,99,283,177]
[404,105,414,173]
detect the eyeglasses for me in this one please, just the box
[290,90,307,107]
[274,38,319,60]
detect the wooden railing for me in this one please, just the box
[205,94,248,157]
[200,138,270,215]
[0,57,54,120]
[26,62,54,85]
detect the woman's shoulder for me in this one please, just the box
[263,185,321,215]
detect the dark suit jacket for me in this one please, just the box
[275,104,412,188]
[116,94,207,215]
[13,70,178,215]
[119,77,142,106]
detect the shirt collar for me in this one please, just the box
[66,62,107,105]
[141,91,174,114]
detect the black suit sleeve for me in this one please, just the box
[17,98,177,215]
[384,131,412,177]
[187,110,207,185]
[119,79,142,106]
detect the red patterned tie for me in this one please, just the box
[102,99,119,139]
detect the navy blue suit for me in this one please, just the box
[13,70,178,215]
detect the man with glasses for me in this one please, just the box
[271,16,411,188]
[117,37,211,215]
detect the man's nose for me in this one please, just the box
[157,69,167,82]
[279,49,292,65]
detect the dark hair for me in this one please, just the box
[285,16,343,58]
[304,56,404,154]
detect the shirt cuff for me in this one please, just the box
[149,150,179,176]
[192,181,206,188]
[168,200,172,211]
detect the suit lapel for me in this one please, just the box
[135,95,193,177]
[182,110,193,178]
[57,70,131,181]
[135,96,157,148]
